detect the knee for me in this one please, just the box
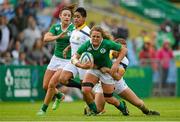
[48,81,56,90]
[82,87,92,94]
[82,82,94,94]
[59,75,69,85]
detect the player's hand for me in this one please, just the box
[110,62,119,76]
[100,67,110,73]
[63,49,68,59]
[77,61,93,69]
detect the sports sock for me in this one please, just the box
[139,104,149,114]
[66,79,81,89]
[41,104,48,112]
[115,101,124,111]
[55,92,64,100]
[88,102,98,113]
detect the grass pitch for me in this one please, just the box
[0,97,180,121]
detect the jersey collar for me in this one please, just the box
[76,23,86,30]
[91,39,103,50]
[60,22,72,32]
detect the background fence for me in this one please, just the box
[0,64,179,101]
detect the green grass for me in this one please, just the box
[0,98,180,121]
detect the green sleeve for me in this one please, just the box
[107,39,122,51]
[77,41,89,55]
[49,24,56,35]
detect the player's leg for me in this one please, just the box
[82,72,99,115]
[84,83,105,115]
[37,70,63,115]
[43,69,55,90]
[94,85,105,113]
[101,83,129,116]
[51,69,65,110]
[43,55,61,90]
[120,88,160,115]
[59,63,81,89]
[115,78,160,115]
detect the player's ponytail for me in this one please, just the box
[60,3,77,17]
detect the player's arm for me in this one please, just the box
[100,67,123,81]
[71,53,93,69]
[111,44,127,76]
[63,45,71,58]
[43,31,67,42]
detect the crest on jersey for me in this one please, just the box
[100,48,106,54]
[55,27,60,31]
[67,31,72,36]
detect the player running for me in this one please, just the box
[71,26,129,115]
[37,4,75,115]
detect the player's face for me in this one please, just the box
[91,31,103,47]
[73,12,85,27]
[60,10,71,25]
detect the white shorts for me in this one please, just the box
[87,69,115,85]
[92,82,103,93]
[114,78,128,94]
[63,62,86,80]
[47,55,70,71]
[93,78,128,94]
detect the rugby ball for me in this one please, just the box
[80,52,94,64]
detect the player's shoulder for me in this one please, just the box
[103,39,114,44]
[52,23,61,27]
[81,25,90,33]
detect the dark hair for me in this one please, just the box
[114,38,126,45]
[75,7,87,17]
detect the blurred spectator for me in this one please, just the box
[11,40,21,65]
[26,38,45,65]
[172,23,180,50]
[0,15,10,53]
[9,6,27,34]
[156,21,175,49]
[22,15,41,51]
[24,1,40,20]
[18,51,27,65]
[100,16,111,33]
[0,0,15,21]
[134,30,148,55]
[126,38,138,66]
[114,19,129,40]
[139,41,157,70]
[53,0,71,19]
[0,51,12,65]
[157,41,174,86]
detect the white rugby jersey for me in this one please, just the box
[70,24,90,56]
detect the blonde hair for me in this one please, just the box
[90,26,114,40]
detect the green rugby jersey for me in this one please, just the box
[77,39,122,68]
[49,23,75,59]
